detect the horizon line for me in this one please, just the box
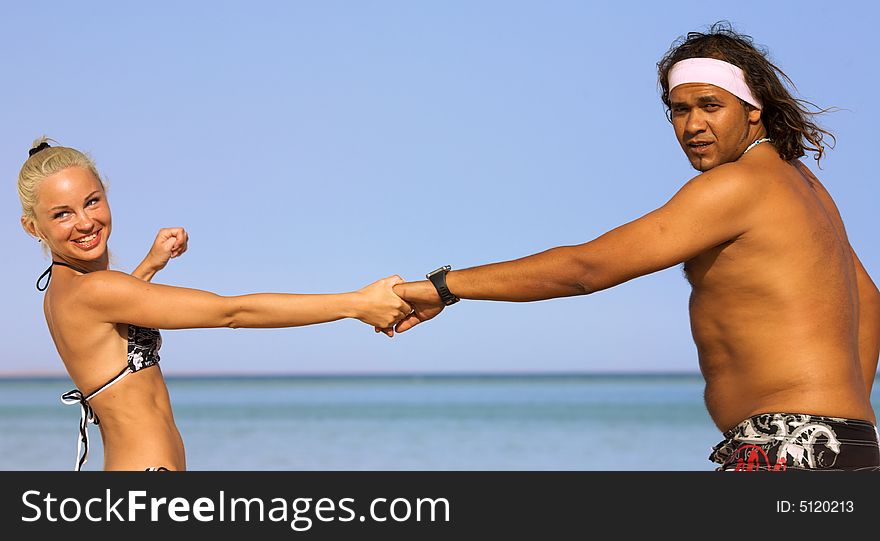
[0,369,707,380]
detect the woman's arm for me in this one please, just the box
[76,271,411,330]
[131,228,189,282]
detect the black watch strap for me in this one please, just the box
[426,265,460,306]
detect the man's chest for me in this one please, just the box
[682,240,738,287]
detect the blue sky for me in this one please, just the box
[2,1,878,375]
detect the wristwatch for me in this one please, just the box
[426,265,460,306]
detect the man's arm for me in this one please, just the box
[394,165,764,331]
[852,249,880,395]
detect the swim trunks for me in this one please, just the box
[709,412,880,471]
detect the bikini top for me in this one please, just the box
[37,260,162,471]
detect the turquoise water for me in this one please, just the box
[0,374,876,471]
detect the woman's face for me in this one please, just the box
[28,166,112,265]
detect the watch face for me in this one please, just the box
[427,266,450,279]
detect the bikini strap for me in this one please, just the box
[36,261,93,292]
[52,260,91,274]
[86,366,133,401]
[36,265,52,291]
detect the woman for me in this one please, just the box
[18,137,412,471]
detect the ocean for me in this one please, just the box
[1,374,877,471]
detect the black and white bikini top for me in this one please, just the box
[37,261,162,471]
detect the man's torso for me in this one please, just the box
[683,150,874,431]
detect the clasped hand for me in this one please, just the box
[372,279,446,337]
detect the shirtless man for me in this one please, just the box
[388,24,880,470]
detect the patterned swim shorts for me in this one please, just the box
[709,412,880,471]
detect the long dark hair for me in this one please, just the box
[657,21,835,164]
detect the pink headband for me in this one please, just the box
[668,57,762,109]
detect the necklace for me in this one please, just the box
[743,137,771,155]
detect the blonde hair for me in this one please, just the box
[18,136,107,238]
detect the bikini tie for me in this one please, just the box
[61,389,100,471]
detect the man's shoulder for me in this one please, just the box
[679,161,768,205]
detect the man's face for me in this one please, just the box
[669,83,761,171]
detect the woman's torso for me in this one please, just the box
[44,269,185,470]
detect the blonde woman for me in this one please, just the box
[19,138,411,471]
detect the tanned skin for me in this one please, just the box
[391,83,879,432]
[26,166,411,469]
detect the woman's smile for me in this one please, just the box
[71,229,102,251]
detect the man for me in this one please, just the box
[388,24,880,471]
